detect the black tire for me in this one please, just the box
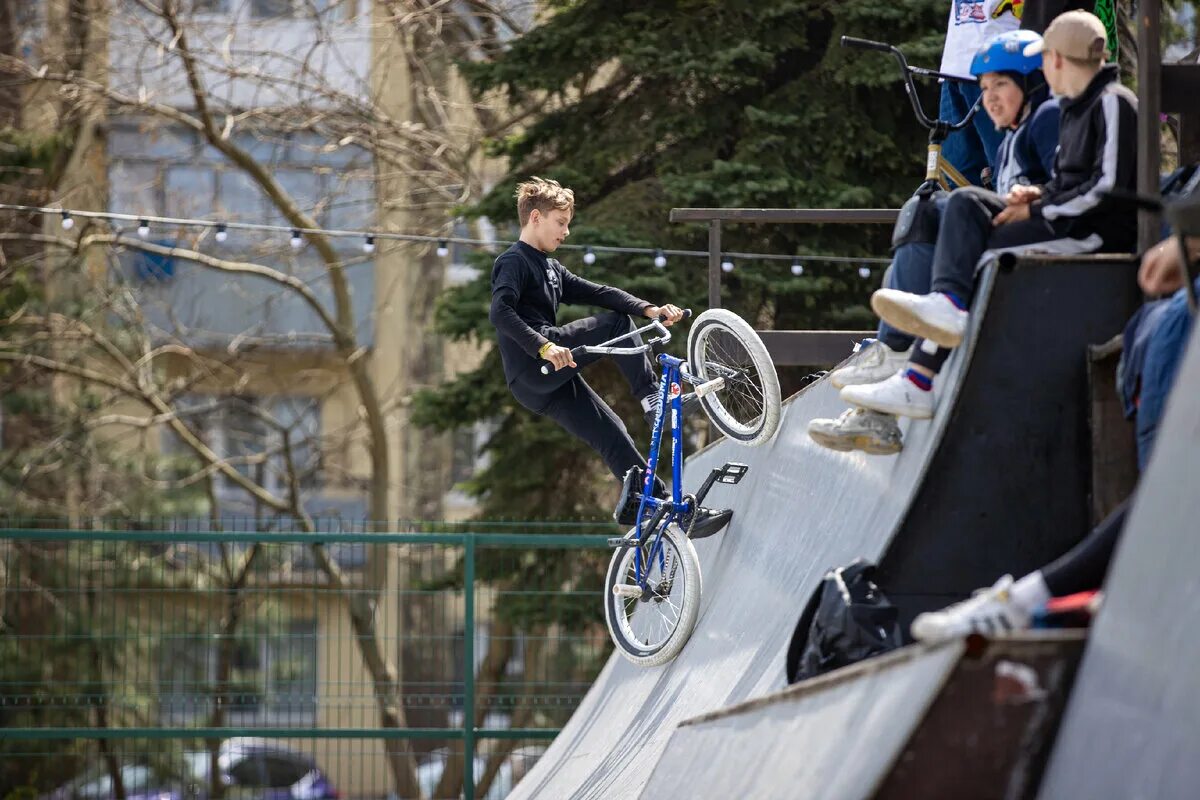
[603,523,702,667]
[686,309,781,446]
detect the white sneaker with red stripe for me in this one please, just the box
[871,289,969,349]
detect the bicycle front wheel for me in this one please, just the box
[604,523,702,667]
[686,309,781,446]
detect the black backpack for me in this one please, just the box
[785,559,903,684]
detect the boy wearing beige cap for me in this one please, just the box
[843,9,1137,420]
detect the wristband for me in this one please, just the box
[538,341,556,359]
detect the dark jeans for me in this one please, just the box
[879,241,936,352]
[910,186,1102,374]
[1042,498,1130,596]
[510,312,660,486]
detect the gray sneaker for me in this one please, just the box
[830,339,912,389]
[807,407,903,455]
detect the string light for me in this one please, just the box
[436,240,449,258]
[654,249,667,269]
[721,259,734,273]
[791,262,804,276]
[10,202,891,272]
[858,265,871,279]
[137,219,150,238]
[362,235,375,254]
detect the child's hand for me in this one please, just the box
[1138,237,1189,295]
[993,203,1031,226]
[646,304,685,325]
[543,344,576,371]
[1006,185,1042,205]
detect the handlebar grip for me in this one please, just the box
[840,35,893,53]
[658,308,693,322]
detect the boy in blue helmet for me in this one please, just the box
[809,28,1061,454]
[840,10,1136,423]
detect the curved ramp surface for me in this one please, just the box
[641,642,964,800]
[510,258,1138,800]
[1038,323,1200,800]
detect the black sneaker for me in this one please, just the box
[643,392,702,429]
[684,506,733,540]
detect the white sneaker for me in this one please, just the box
[840,371,934,419]
[830,339,913,389]
[871,289,968,349]
[911,575,1032,643]
[808,407,903,455]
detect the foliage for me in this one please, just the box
[419,0,948,519]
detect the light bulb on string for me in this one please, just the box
[583,247,596,265]
[858,265,871,279]
[214,223,227,243]
[137,219,150,238]
[721,259,734,273]
[362,235,376,254]
[290,229,303,250]
[436,240,449,258]
[60,211,74,230]
[653,249,667,269]
[791,262,805,276]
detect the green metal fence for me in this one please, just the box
[0,523,614,800]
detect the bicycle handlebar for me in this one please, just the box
[839,35,980,133]
[540,309,692,375]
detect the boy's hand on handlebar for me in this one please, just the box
[543,344,576,371]
[646,304,685,325]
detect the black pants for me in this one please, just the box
[510,312,661,486]
[1041,497,1130,596]
[911,186,1104,374]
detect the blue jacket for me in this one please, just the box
[994,85,1060,196]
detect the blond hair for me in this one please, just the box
[515,177,574,226]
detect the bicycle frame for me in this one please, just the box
[628,352,708,588]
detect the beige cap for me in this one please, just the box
[1023,10,1108,61]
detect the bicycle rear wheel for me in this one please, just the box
[686,309,781,446]
[604,523,701,667]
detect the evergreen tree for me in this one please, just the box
[416,0,948,517]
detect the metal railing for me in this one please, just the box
[668,207,900,365]
[0,524,613,800]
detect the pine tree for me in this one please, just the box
[416,0,948,517]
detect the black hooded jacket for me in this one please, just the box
[1029,65,1138,249]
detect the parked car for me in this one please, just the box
[42,739,338,800]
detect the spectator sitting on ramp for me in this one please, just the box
[912,232,1200,640]
[809,29,1061,455]
[841,10,1137,421]
[489,177,732,538]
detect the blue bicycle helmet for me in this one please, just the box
[970,30,1044,77]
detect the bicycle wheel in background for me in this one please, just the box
[604,523,701,667]
[686,309,781,446]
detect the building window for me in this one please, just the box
[164,394,322,501]
[159,618,318,725]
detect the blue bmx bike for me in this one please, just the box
[551,308,781,666]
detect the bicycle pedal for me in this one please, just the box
[611,583,642,598]
[608,537,638,549]
[717,462,749,484]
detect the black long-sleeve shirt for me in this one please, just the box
[489,241,651,384]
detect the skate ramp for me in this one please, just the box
[1037,322,1200,800]
[641,642,965,800]
[509,256,1139,800]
